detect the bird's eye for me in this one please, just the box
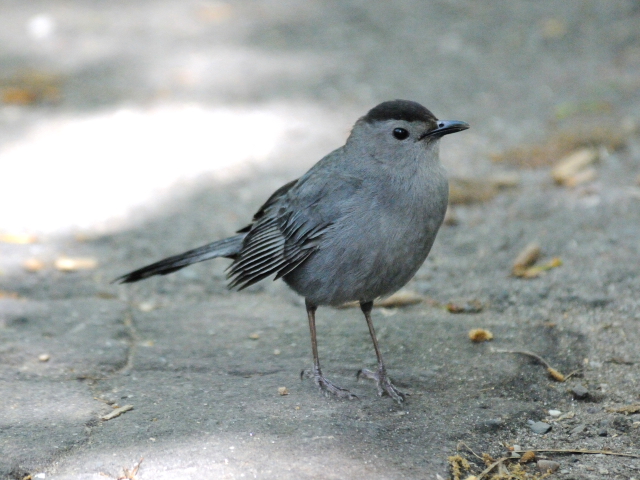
[392,128,409,140]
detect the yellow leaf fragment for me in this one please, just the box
[520,257,563,278]
[469,328,493,343]
[520,450,536,463]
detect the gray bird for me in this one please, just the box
[114,100,469,403]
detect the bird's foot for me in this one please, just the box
[301,367,358,400]
[357,367,406,403]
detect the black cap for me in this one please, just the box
[363,100,437,124]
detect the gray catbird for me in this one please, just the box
[115,100,469,403]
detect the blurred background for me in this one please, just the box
[1,0,638,236]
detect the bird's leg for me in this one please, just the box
[356,300,406,403]
[302,299,357,399]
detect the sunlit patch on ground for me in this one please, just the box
[0,104,299,235]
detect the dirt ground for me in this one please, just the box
[1,1,639,479]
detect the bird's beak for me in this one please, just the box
[422,120,470,139]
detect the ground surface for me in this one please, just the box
[1,1,640,479]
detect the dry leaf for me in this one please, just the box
[564,167,597,187]
[376,290,424,308]
[519,451,536,463]
[520,258,562,278]
[512,242,540,276]
[469,328,493,342]
[551,148,598,185]
[2,87,38,105]
[101,404,133,421]
[448,455,470,480]
[54,257,98,271]
[447,300,483,314]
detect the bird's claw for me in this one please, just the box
[301,368,358,400]
[357,367,406,404]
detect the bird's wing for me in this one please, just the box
[236,178,299,233]
[227,164,363,290]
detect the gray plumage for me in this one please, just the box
[115,100,469,403]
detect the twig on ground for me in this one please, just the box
[101,404,134,421]
[492,348,565,381]
[476,456,509,480]
[512,448,640,458]
[456,441,484,460]
[117,458,143,480]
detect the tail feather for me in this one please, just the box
[113,234,245,284]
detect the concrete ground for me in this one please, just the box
[1,1,639,479]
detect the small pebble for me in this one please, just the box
[138,302,155,312]
[529,421,552,434]
[571,385,589,399]
[249,332,260,340]
[548,409,561,417]
[273,349,281,355]
[570,424,586,435]
[38,353,50,362]
[278,387,289,396]
[537,460,560,473]
[597,427,608,436]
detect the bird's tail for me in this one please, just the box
[113,234,245,284]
